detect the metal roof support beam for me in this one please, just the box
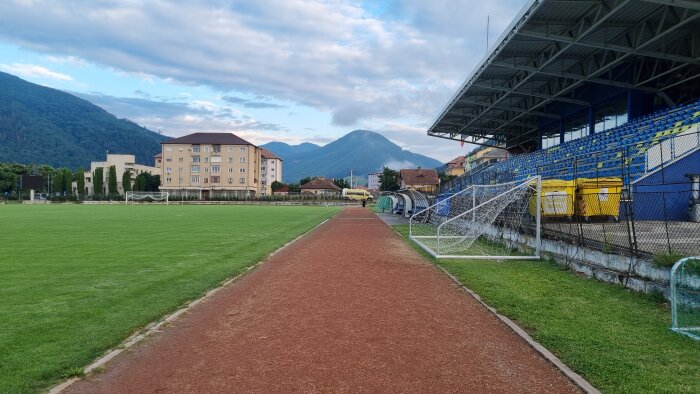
[455,98,561,119]
[494,7,700,133]
[639,0,700,12]
[445,114,537,129]
[455,0,631,134]
[491,61,658,92]
[519,8,700,65]
[473,83,589,106]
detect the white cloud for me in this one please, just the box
[0,62,73,81]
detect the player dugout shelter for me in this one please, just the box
[428,0,700,152]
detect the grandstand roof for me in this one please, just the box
[428,0,700,150]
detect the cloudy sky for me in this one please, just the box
[0,0,527,162]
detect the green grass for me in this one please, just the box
[0,204,339,393]
[395,224,700,394]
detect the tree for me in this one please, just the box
[133,173,146,191]
[108,165,118,197]
[93,167,104,198]
[62,168,73,197]
[333,178,350,189]
[122,170,132,193]
[76,168,85,199]
[271,180,284,192]
[53,169,64,196]
[379,167,400,191]
[288,183,300,193]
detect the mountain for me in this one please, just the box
[260,141,320,157]
[0,71,166,169]
[273,130,443,183]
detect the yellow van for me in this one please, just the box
[342,188,373,201]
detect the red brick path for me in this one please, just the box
[66,208,579,393]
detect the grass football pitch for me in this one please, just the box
[0,204,339,393]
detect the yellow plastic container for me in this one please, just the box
[575,177,623,220]
[529,179,576,218]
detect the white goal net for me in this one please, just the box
[125,191,170,204]
[670,257,700,340]
[410,177,541,259]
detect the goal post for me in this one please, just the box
[670,256,700,340]
[410,177,541,259]
[125,191,170,204]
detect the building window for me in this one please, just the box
[228,168,233,173]
[165,147,172,152]
[240,147,246,153]
[191,175,200,183]
[204,146,209,152]
[271,168,274,171]
[179,158,183,163]
[211,156,221,163]
[192,156,200,163]
[240,157,246,163]
[240,168,246,173]
[166,177,172,183]
[191,165,200,173]
[261,166,266,171]
[179,177,183,183]
[228,157,233,163]
[178,147,184,152]
[239,177,246,184]
[204,167,209,173]
[228,147,233,153]
[86,177,91,183]
[166,167,172,174]
[166,158,172,162]
[211,176,220,183]
[204,157,209,162]
[213,145,221,153]
[212,165,221,173]
[192,145,200,153]
[204,177,208,183]
[228,177,233,184]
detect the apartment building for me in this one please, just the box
[367,172,381,190]
[260,149,283,196]
[81,154,159,196]
[159,132,262,199]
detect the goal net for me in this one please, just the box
[410,177,541,259]
[671,257,700,340]
[125,191,170,204]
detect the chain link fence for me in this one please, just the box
[441,129,700,259]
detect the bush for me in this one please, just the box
[652,251,685,267]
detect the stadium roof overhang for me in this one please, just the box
[428,0,700,150]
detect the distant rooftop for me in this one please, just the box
[300,177,341,190]
[261,149,282,160]
[163,132,254,146]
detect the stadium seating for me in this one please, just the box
[444,100,700,192]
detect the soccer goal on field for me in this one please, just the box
[409,177,541,259]
[125,191,170,204]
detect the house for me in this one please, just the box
[273,185,290,195]
[300,177,341,196]
[445,156,466,177]
[367,172,381,190]
[466,146,509,171]
[399,168,439,194]
[80,154,159,196]
[154,153,162,169]
[158,132,262,199]
[260,149,283,196]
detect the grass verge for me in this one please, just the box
[0,204,339,393]
[394,224,699,394]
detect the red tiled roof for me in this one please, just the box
[400,168,439,186]
[261,149,282,160]
[163,132,254,146]
[275,185,290,193]
[300,177,341,190]
[446,155,465,168]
